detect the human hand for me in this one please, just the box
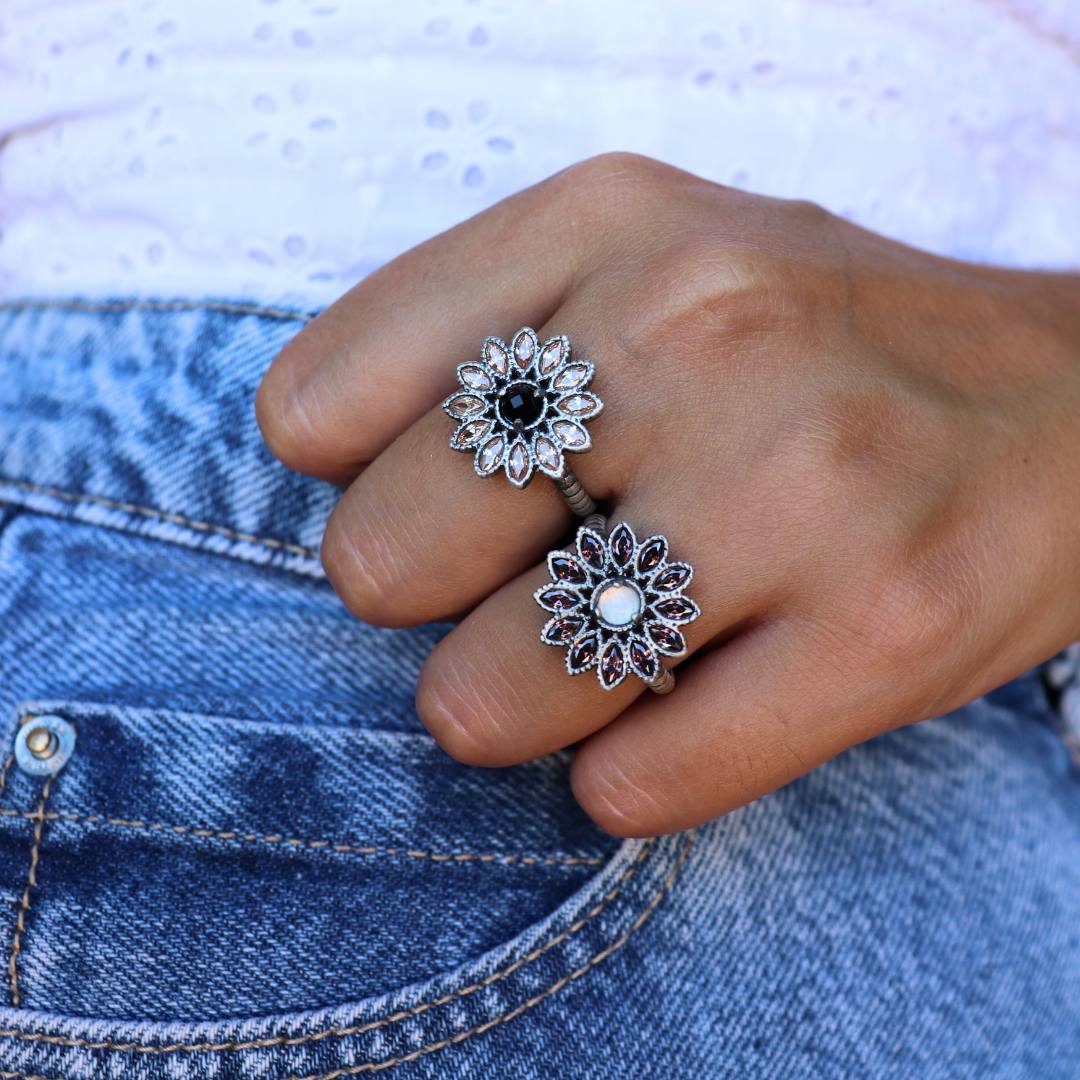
[256,154,1080,836]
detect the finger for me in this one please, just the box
[316,258,749,628]
[321,409,570,627]
[568,624,907,838]
[414,511,768,766]
[255,155,715,485]
[255,173,588,485]
[415,565,648,767]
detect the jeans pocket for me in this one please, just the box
[0,700,694,1079]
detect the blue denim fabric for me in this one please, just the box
[1,300,1080,1079]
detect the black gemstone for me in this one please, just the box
[499,383,545,427]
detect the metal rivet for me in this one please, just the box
[15,715,76,776]
[25,727,58,759]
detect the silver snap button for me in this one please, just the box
[15,715,76,776]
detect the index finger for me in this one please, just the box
[254,155,714,485]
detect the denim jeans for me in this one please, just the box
[1,300,1079,1080]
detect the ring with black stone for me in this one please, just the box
[443,327,605,518]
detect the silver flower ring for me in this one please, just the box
[443,327,604,518]
[535,521,700,695]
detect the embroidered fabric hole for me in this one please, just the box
[0,837,696,1055]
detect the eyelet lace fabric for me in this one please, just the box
[0,0,1078,309]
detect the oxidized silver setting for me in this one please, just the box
[443,328,603,490]
[535,522,700,693]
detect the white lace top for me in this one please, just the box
[1,0,1078,309]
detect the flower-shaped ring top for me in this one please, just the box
[443,327,603,490]
[535,521,701,692]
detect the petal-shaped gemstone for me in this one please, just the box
[536,586,581,612]
[636,536,667,574]
[459,363,494,391]
[475,435,506,475]
[654,597,700,624]
[538,336,566,375]
[483,338,509,375]
[551,419,589,449]
[534,434,563,476]
[450,418,492,449]
[512,328,537,370]
[653,563,692,592]
[610,522,635,568]
[646,622,687,656]
[549,553,589,585]
[568,632,599,673]
[598,641,627,689]
[577,529,607,571]
[445,393,486,418]
[506,439,532,485]
[552,363,591,391]
[556,393,600,417]
[542,614,585,644]
[629,638,658,680]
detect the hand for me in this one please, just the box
[256,153,1080,837]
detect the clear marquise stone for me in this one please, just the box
[557,394,596,416]
[595,580,643,627]
[448,395,485,417]
[509,441,530,480]
[535,435,561,472]
[460,365,494,391]
[455,419,491,446]
[538,340,563,374]
[553,365,588,391]
[551,420,587,447]
[477,436,505,472]
[515,334,534,362]
[485,341,509,374]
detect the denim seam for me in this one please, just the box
[0,835,695,1055]
[0,479,320,561]
[0,756,12,799]
[0,807,604,867]
[0,299,313,323]
[0,832,694,1078]
[7,779,52,1010]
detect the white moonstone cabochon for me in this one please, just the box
[595,580,643,627]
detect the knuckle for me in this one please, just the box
[546,153,695,237]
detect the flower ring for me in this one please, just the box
[535,521,701,694]
[444,327,603,514]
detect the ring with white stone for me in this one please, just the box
[443,327,604,518]
[534,521,701,694]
